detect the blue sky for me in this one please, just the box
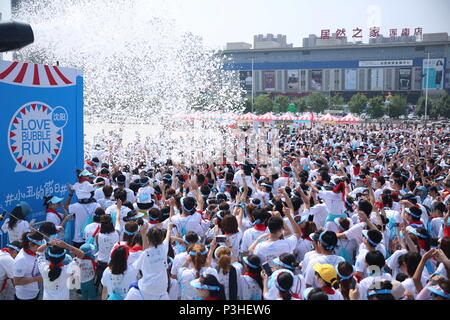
[168,0,450,49]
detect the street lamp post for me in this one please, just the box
[251,58,254,113]
[424,52,430,127]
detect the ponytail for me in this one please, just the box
[48,263,63,282]
[45,246,66,282]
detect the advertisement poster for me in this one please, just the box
[263,71,275,90]
[344,69,357,90]
[311,70,322,91]
[287,70,299,91]
[370,68,384,90]
[239,70,253,92]
[399,68,412,90]
[422,58,445,89]
[0,60,84,245]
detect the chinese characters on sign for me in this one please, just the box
[3,180,68,207]
[320,27,423,40]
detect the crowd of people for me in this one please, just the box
[1,122,450,301]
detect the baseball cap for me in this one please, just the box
[313,263,338,286]
[391,280,406,300]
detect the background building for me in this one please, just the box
[224,33,450,102]
[253,34,293,49]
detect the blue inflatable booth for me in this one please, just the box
[0,60,83,246]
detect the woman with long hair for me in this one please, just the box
[1,203,31,243]
[239,254,263,300]
[190,274,226,300]
[101,245,138,300]
[36,239,84,300]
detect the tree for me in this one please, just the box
[293,97,307,112]
[253,94,273,114]
[307,93,329,113]
[416,96,426,116]
[273,95,290,112]
[287,103,298,113]
[416,94,450,119]
[367,96,385,119]
[243,97,252,113]
[348,93,367,114]
[438,93,450,118]
[387,95,408,118]
[330,93,345,110]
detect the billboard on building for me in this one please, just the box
[344,69,357,90]
[399,68,412,90]
[287,70,299,91]
[263,71,275,91]
[311,70,322,91]
[422,58,445,89]
[239,71,253,92]
[370,68,384,90]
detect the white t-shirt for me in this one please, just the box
[294,238,314,264]
[101,265,138,298]
[98,198,114,211]
[45,211,65,240]
[272,177,290,196]
[105,204,132,231]
[171,252,188,277]
[170,212,204,238]
[386,249,408,279]
[309,204,329,229]
[358,273,393,300]
[239,274,263,300]
[241,226,268,254]
[76,257,96,283]
[69,202,101,243]
[1,219,30,243]
[112,187,136,203]
[318,190,345,215]
[37,254,75,300]
[264,271,305,300]
[178,266,218,300]
[97,232,120,262]
[225,231,243,260]
[83,222,100,241]
[14,249,41,299]
[304,254,345,287]
[254,235,298,265]
[0,251,15,291]
[133,239,169,296]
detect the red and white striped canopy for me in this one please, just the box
[295,112,315,121]
[318,113,338,122]
[338,113,361,123]
[277,112,296,121]
[236,113,257,121]
[256,112,277,121]
[0,61,79,87]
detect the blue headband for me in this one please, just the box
[190,279,220,291]
[189,248,208,256]
[27,236,46,246]
[129,212,145,220]
[181,197,196,213]
[273,257,295,270]
[149,216,159,221]
[405,208,421,219]
[363,231,380,247]
[46,248,67,258]
[336,265,355,280]
[243,256,259,269]
[319,232,335,251]
[406,226,428,239]
[123,229,138,236]
[6,244,20,252]
[251,219,263,226]
[367,289,392,297]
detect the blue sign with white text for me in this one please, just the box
[0,60,83,246]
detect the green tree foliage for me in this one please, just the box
[387,95,408,118]
[307,93,329,113]
[253,94,273,114]
[417,94,450,118]
[348,93,367,114]
[273,95,290,112]
[293,97,307,112]
[330,93,345,110]
[367,96,385,119]
[287,103,298,113]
